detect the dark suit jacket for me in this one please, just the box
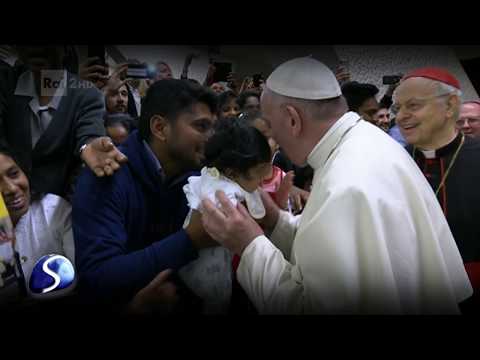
[0,68,106,197]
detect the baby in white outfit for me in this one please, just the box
[179,118,273,314]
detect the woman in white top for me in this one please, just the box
[0,150,74,306]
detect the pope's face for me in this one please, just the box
[260,90,302,165]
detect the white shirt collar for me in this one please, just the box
[421,150,436,159]
[307,111,362,171]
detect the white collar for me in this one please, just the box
[307,111,362,171]
[421,150,436,159]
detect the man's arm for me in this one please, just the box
[73,81,128,176]
[73,84,107,155]
[268,210,301,259]
[72,169,198,303]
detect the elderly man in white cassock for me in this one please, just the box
[200,57,472,314]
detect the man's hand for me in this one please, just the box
[385,77,402,96]
[201,191,264,256]
[128,269,178,315]
[204,63,216,86]
[275,171,294,210]
[0,230,12,245]
[101,63,128,93]
[185,53,198,67]
[185,209,218,250]
[335,65,351,85]
[78,57,109,88]
[81,137,128,177]
[289,186,310,215]
[227,72,239,92]
[0,45,18,66]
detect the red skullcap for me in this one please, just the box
[402,67,461,90]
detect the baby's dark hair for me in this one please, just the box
[204,117,271,175]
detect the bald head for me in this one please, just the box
[458,101,480,139]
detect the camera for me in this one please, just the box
[253,73,264,87]
[126,63,152,79]
[382,75,403,85]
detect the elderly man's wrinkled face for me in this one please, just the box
[210,83,225,94]
[457,102,480,139]
[393,78,455,149]
[260,90,301,165]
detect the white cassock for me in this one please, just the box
[236,112,473,314]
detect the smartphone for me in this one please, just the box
[253,73,263,87]
[105,45,127,64]
[213,62,232,83]
[88,45,106,67]
[383,75,402,85]
[126,63,149,79]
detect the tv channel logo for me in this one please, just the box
[29,254,75,294]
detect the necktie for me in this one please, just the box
[32,107,50,148]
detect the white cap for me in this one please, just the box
[266,56,342,100]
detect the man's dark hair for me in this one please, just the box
[104,113,133,132]
[237,91,260,110]
[139,79,217,142]
[217,90,238,114]
[341,81,379,112]
[204,117,271,175]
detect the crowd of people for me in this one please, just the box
[0,45,479,315]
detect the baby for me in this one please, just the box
[180,117,272,314]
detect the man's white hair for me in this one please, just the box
[436,81,462,98]
[435,81,462,120]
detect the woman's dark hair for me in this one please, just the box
[139,79,218,142]
[237,91,260,110]
[217,90,238,115]
[204,117,271,176]
[0,148,42,202]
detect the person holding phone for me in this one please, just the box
[0,45,128,200]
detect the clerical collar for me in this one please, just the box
[415,132,463,160]
[307,111,362,171]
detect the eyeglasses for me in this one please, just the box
[456,118,480,126]
[392,92,453,116]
